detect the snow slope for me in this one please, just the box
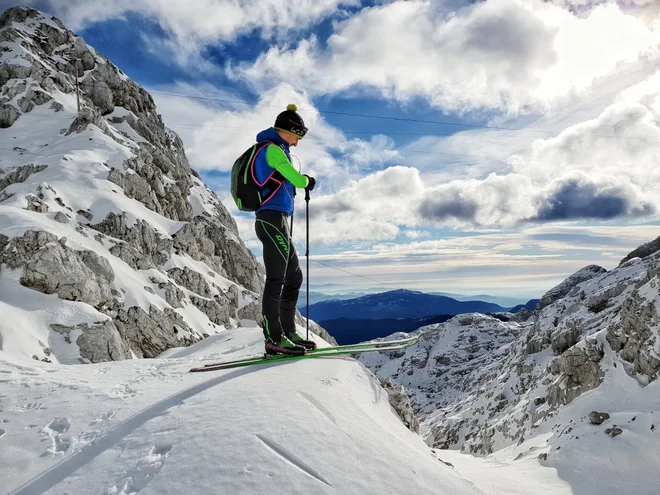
[1,326,485,495]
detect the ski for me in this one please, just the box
[189,337,419,373]
[196,334,420,370]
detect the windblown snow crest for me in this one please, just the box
[0,7,336,364]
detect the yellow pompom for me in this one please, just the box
[286,103,298,112]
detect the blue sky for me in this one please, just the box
[8,0,660,300]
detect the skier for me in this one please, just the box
[253,104,317,356]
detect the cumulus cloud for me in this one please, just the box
[511,101,660,187]
[230,0,660,113]
[533,173,655,221]
[294,96,660,244]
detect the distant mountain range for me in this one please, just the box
[301,289,509,321]
[299,290,528,310]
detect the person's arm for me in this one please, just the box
[265,145,309,188]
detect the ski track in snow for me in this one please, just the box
[255,433,333,487]
[296,390,338,427]
[7,367,258,495]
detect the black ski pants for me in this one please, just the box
[255,209,303,342]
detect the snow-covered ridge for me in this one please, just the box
[0,7,287,364]
[0,326,484,495]
[360,242,660,494]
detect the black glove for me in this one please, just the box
[304,174,316,191]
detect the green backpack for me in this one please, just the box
[230,142,282,212]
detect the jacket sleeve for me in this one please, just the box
[265,145,309,188]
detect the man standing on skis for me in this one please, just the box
[253,104,317,356]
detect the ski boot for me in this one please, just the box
[285,332,317,350]
[265,335,306,356]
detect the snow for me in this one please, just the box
[1,326,484,495]
[0,269,108,364]
[0,79,245,358]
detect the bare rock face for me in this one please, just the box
[547,339,605,407]
[536,265,607,311]
[1,230,115,309]
[589,411,610,425]
[51,320,132,362]
[0,164,48,193]
[607,276,660,380]
[0,6,331,364]
[167,267,211,297]
[620,235,660,265]
[0,102,19,127]
[113,305,198,359]
[22,237,114,309]
[67,106,112,136]
[379,378,420,433]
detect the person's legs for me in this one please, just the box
[280,224,316,349]
[279,229,302,334]
[255,210,305,355]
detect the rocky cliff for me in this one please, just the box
[360,238,660,468]
[0,7,332,364]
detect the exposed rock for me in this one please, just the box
[108,241,155,271]
[158,281,185,308]
[113,305,199,358]
[605,427,623,437]
[172,219,263,294]
[17,234,115,309]
[536,265,607,311]
[589,411,610,425]
[620,235,660,265]
[606,282,660,380]
[91,212,172,267]
[84,78,113,114]
[548,340,605,407]
[379,378,420,433]
[53,211,69,223]
[238,299,262,323]
[0,164,48,192]
[167,266,211,297]
[66,106,112,136]
[25,194,48,212]
[19,87,51,112]
[190,295,232,327]
[0,102,19,127]
[51,320,131,362]
[77,209,93,221]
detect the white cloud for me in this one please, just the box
[31,0,359,36]
[511,101,660,188]
[17,0,359,69]
[287,94,660,244]
[230,0,660,114]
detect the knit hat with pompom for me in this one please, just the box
[274,104,308,138]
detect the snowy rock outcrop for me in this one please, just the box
[360,237,660,466]
[0,7,331,364]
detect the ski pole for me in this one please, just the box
[305,187,310,341]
